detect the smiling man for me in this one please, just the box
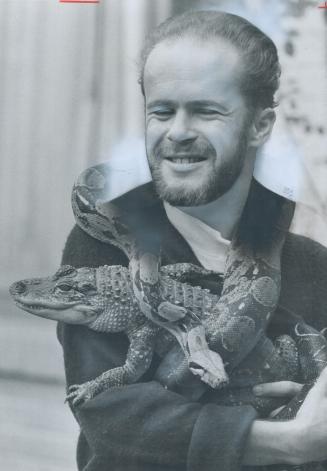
[144,37,256,208]
[58,11,327,471]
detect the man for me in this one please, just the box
[58,11,327,471]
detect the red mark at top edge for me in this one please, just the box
[318,1,327,8]
[60,0,100,3]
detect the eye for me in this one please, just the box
[79,283,96,293]
[148,108,175,120]
[56,283,72,292]
[196,108,223,117]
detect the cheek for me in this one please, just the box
[203,124,240,156]
[198,126,226,155]
[145,120,167,152]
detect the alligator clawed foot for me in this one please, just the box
[66,381,97,407]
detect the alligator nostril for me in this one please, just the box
[12,281,27,294]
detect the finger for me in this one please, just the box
[311,366,327,393]
[317,365,327,384]
[253,381,303,397]
[269,405,286,418]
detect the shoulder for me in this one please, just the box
[283,232,327,268]
[61,224,129,268]
[282,232,327,285]
[62,182,169,269]
[279,232,327,330]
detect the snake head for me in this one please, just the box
[187,326,229,389]
[189,350,229,389]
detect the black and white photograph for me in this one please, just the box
[1,0,327,470]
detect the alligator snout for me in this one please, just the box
[10,281,27,295]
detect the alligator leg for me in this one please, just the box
[66,322,159,407]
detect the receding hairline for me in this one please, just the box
[139,11,281,110]
[141,29,243,80]
[145,33,242,62]
[142,34,252,107]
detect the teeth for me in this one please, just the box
[16,300,43,310]
[170,158,202,164]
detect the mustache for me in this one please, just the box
[153,139,216,159]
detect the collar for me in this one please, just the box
[163,201,230,272]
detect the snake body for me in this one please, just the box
[70,163,327,470]
[72,163,294,388]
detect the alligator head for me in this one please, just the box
[9,265,104,325]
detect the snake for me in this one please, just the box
[72,162,292,386]
[71,162,327,471]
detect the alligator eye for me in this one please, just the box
[79,283,96,293]
[57,283,72,292]
[54,266,77,280]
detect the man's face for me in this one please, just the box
[144,37,253,206]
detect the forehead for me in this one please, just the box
[144,37,244,104]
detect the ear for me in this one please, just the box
[248,108,276,148]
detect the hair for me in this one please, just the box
[139,10,281,111]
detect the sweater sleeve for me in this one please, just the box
[279,234,327,333]
[307,238,327,330]
[58,225,257,471]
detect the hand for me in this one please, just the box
[292,367,327,463]
[244,371,327,466]
[253,380,303,398]
[253,380,303,418]
[252,368,327,464]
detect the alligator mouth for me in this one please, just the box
[14,299,79,311]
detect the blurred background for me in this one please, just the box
[0,0,326,469]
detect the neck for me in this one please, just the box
[176,150,256,240]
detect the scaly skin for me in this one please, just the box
[71,164,295,392]
[10,263,302,413]
[10,263,223,404]
[10,263,327,471]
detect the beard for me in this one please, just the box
[146,123,251,206]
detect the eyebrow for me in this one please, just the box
[146,99,230,113]
[190,100,230,113]
[146,100,175,109]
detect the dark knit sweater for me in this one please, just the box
[57,200,327,471]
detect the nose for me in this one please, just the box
[10,281,27,295]
[166,111,197,144]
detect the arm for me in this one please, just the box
[243,236,327,466]
[59,225,257,471]
[60,317,327,469]
[58,322,257,470]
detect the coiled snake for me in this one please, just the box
[70,162,327,470]
[72,163,294,378]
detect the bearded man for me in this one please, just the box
[58,11,327,471]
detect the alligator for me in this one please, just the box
[9,261,321,419]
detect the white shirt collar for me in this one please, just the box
[163,201,230,273]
